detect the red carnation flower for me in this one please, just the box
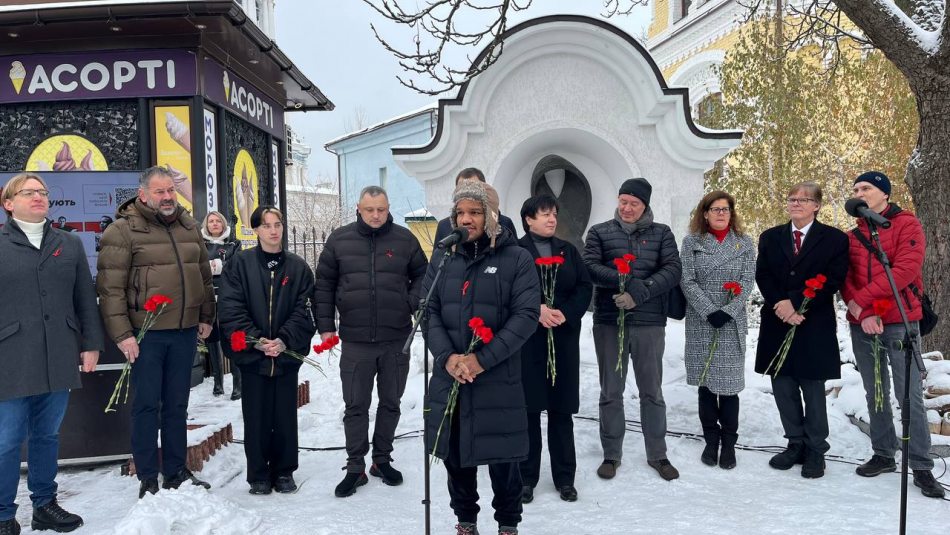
[803,287,817,299]
[468,317,485,330]
[805,278,822,290]
[872,299,893,318]
[550,256,565,265]
[815,274,827,284]
[476,325,494,344]
[143,299,157,313]
[622,254,636,262]
[723,282,742,296]
[613,258,631,274]
[230,331,248,352]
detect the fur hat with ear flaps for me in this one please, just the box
[451,180,501,249]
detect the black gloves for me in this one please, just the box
[707,310,731,329]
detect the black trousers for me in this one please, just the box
[520,411,576,488]
[698,386,739,445]
[444,412,522,528]
[130,328,196,480]
[239,367,299,483]
[771,375,829,454]
[340,340,410,472]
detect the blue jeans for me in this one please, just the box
[131,328,197,481]
[0,390,69,521]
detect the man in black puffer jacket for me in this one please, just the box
[425,180,539,535]
[218,206,316,495]
[583,177,682,482]
[315,186,428,497]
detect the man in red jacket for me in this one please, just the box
[841,171,944,499]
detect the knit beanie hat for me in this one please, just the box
[854,171,891,197]
[618,177,652,206]
[452,180,500,248]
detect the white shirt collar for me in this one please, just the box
[791,220,814,237]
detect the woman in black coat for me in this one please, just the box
[218,207,316,495]
[754,182,849,479]
[516,195,591,504]
[201,210,240,398]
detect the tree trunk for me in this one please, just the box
[905,77,950,352]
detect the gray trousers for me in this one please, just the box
[592,323,667,462]
[340,339,410,473]
[850,323,933,470]
[771,375,829,454]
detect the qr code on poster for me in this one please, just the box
[114,187,137,206]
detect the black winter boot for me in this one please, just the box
[769,443,806,470]
[718,394,739,470]
[162,468,211,490]
[334,470,368,497]
[369,462,403,486]
[698,387,720,466]
[0,519,19,535]
[31,500,83,532]
[138,478,159,499]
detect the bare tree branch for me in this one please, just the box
[364,0,648,95]
[363,0,534,95]
[601,0,648,18]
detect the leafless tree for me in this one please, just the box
[343,106,370,134]
[362,0,648,94]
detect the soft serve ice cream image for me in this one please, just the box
[9,61,26,94]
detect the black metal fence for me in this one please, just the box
[288,226,325,273]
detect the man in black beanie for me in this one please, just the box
[583,177,682,481]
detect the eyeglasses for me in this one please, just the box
[14,188,49,198]
[707,207,731,215]
[786,197,815,205]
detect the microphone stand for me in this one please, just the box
[402,246,452,535]
[862,219,926,535]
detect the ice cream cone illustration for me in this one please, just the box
[166,163,193,204]
[164,112,191,152]
[236,164,254,231]
[9,61,26,95]
[223,71,230,101]
[53,141,76,171]
[80,150,95,171]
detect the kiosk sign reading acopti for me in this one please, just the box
[0,50,197,103]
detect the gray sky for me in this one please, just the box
[275,1,652,186]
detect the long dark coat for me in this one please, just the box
[0,220,104,402]
[753,220,849,380]
[424,230,540,467]
[517,235,592,413]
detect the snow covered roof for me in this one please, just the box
[403,207,435,220]
[325,103,437,148]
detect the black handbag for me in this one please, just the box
[666,284,687,321]
[909,284,938,336]
[851,229,938,336]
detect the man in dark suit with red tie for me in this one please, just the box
[754,182,849,479]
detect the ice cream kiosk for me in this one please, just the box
[0,0,333,463]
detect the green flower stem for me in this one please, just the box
[430,381,459,464]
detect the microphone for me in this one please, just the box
[436,227,469,249]
[845,198,891,229]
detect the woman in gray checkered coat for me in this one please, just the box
[680,191,755,470]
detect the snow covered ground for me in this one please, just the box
[13,314,949,534]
